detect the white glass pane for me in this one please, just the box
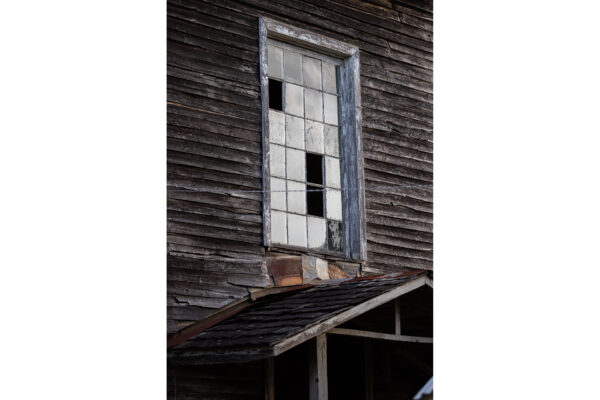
[305,120,324,154]
[271,177,286,211]
[324,124,339,156]
[271,210,287,244]
[304,89,323,122]
[270,144,286,178]
[286,148,305,182]
[322,62,337,94]
[284,50,302,84]
[323,93,338,125]
[269,110,285,145]
[325,156,341,188]
[303,56,321,90]
[285,114,304,150]
[326,189,342,221]
[285,83,304,117]
[287,180,306,214]
[307,216,326,249]
[267,45,283,80]
[287,213,307,247]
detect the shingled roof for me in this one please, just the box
[168,271,432,365]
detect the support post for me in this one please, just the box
[265,357,275,400]
[308,334,328,400]
[395,298,401,335]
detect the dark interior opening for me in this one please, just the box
[307,186,324,217]
[269,79,283,111]
[306,153,323,185]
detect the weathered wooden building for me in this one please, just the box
[167,0,433,398]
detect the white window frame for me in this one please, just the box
[259,17,366,261]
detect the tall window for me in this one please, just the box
[260,18,365,260]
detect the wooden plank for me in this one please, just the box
[273,275,427,355]
[395,298,401,335]
[308,334,328,400]
[329,328,432,343]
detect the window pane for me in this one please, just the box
[324,124,339,156]
[284,50,302,84]
[269,79,283,111]
[270,144,286,178]
[325,156,341,189]
[287,180,306,214]
[271,177,286,211]
[287,213,307,247]
[305,120,324,154]
[307,216,327,249]
[322,62,337,94]
[269,110,285,145]
[327,220,344,252]
[304,89,323,122]
[285,83,304,117]
[271,210,287,244]
[286,147,305,181]
[323,93,338,125]
[303,56,322,90]
[285,114,304,150]
[306,153,323,185]
[307,185,324,217]
[326,189,342,221]
[268,46,283,79]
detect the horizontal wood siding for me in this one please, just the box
[167,0,432,331]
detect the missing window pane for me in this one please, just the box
[269,79,283,111]
[307,185,324,217]
[306,153,323,185]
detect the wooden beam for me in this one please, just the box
[265,357,275,400]
[273,275,428,355]
[329,328,432,344]
[308,334,328,400]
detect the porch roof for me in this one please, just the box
[168,270,432,365]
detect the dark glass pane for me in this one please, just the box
[306,153,323,185]
[307,185,324,217]
[269,79,283,111]
[327,220,344,252]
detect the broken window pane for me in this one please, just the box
[271,210,287,245]
[285,83,303,117]
[269,110,285,145]
[305,120,324,154]
[270,177,286,211]
[286,147,305,182]
[284,50,302,84]
[287,213,307,247]
[270,144,286,178]
[324,124,339,156]
[306,153,323,185]
[307,216,327,249]
[322,62,337,94]
[287,180,306,214]
[285,114,304,150]
[303,56,321,90]
[304,88,323,122]
[307,185,324,217]
[325,156,341,189]
[269,79,283,111]
[326,189,342,221]
[268,45,283,79]
[323,93,338,125]
[327,220,344,252]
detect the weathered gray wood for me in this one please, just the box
[273,275,428,355]
[308,334,328,400]
[395,298,401,335]
[259,16,271,247]
[329,328,432,343]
